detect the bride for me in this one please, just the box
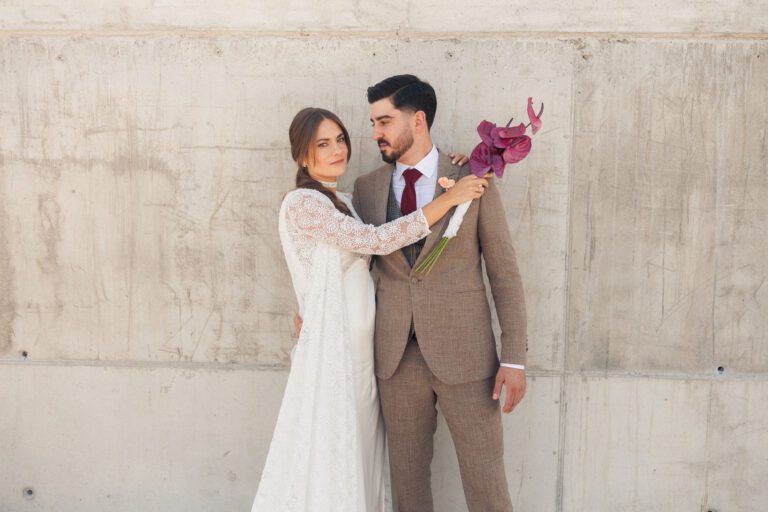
[252,107,488,512]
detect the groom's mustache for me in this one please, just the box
[377,139,391,149]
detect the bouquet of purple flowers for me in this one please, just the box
[415,98,544,276]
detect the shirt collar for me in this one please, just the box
[394,145,439,181]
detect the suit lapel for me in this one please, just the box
[412,151,459,271]
[372,165,393,227]
[370,164,410,270]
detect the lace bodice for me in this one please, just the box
[280,188,431,272]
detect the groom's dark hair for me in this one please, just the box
[367,75,437,129]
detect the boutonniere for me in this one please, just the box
[415,97,544,276]
[438,177,456,192]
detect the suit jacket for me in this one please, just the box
[352,151,527,385]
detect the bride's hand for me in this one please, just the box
[448,152,470,166]
[444,173,491,206]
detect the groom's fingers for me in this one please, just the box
[500,376,527,414]
[511,382,527,411]
[492,374,504,401]
[494,369,525,413]
[509,389,522,413]
[503,384,516,413]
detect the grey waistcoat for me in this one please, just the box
[386,184,426,268]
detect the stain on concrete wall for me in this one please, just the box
[0,153,16,355]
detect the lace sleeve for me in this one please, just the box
[284,189,430,255]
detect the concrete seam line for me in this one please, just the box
[1,360,766,380]
[0,29,767,41]
[554,45,581,512]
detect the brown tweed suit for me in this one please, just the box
[352,151,528,512]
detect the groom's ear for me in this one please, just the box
[413,110,428,132]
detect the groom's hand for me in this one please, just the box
[493,367,526,413]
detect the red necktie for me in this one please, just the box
[401,168,422,215]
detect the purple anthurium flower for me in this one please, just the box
[469,143,492,176]
[414,97,543,276]
[502,135,532,164]
[471,98,543,177]
[491,152,506,176]
[527,97,543,134]
[497,122,526,139]
[492,122,527,148]
[477,120,496,147]
[470,143,505,177]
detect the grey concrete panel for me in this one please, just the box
[0,365,562,512]
[561,376,710,512]
[706,380,768,511]
[0,0,767,33]
[431,375,561,512]
[712,74,768,372]
[0,37,571,368]
[568,40,768,372]
[0,364,288,512]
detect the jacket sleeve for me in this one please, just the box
[476,176,528,366]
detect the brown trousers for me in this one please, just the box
[378,340,513,512]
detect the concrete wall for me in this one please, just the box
[1,3,766,511]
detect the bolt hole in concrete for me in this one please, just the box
[23,487,35,500]
[717,366,726,375]
[20,350,29,359]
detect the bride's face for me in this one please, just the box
[306,119,349,183]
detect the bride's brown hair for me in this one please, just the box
[289,107,353,217]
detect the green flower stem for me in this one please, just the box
[415,237,450,276]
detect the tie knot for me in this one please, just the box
[403,168,422,185]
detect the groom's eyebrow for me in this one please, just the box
[371,115,394,123]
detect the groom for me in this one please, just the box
[352,74,528,512]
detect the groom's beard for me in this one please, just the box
[378,129,414,164]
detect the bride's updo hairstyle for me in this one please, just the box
[289,107,353,217]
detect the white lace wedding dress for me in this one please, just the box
[252,188,431,512]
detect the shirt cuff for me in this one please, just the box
[500,363,525,370]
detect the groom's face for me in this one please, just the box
[370,98,415,164]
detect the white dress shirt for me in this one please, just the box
[393,145,441,209]
[393,146,525,371]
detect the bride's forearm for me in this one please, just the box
[419,174,489,226]
[420,194,455,227]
